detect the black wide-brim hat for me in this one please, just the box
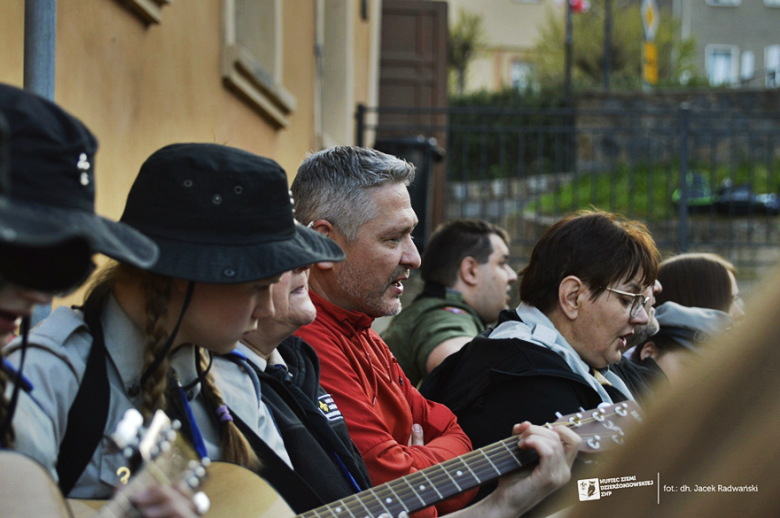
[120,143,344,283]
[0,84,158,291]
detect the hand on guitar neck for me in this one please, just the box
[438,421,580,518]
[127,484,205,518]
[203,402,640,518]
[352,422,579,518]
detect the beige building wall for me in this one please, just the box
[445,0,562,92]
[0,0,379,304]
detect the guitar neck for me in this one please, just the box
[299,436,538,518]
[298,401,642,518]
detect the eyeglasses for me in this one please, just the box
[603,287,650,318]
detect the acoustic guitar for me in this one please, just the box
[0,450,72,518]
[68,409,208,518]
[201,401,643,518]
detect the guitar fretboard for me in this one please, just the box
[299,436,539,518]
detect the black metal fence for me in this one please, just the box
[357,103,780,267]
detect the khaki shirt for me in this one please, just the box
[5,296,223,498]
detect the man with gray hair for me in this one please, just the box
[291,146,577,518]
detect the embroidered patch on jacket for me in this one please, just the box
[318,394,343,421]
[442,306,466,314]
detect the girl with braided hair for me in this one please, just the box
[6,141,345,510]
[0,84,212,517]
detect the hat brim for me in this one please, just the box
[144,224,345,283]
[0,238,95,293]
[0,198,159,269]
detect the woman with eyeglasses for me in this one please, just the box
[420,211,658,504]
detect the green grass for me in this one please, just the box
[532,161,780,220]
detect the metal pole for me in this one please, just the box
[677,103,690,253]
[564,0,573,107]
[24,0,57,100]
[24,0,57,327]
[603,0,612,91]
[355,103,366,148]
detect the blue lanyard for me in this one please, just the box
[177,386,208,460]
[2,358,33,393]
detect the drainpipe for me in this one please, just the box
[24,0,57,100]
[24,0,57,325]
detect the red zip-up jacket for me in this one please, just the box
[295,291,477,517]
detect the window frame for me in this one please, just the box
[705,44,740,86]
[221,0,297,128]
[705,0,741,6]
[765,45,780,88]
[116,0,172,24]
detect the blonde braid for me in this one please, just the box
[0,367,14,448]
[139,272,173,421]
[197,350,261,471]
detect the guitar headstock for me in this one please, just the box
[110,409,210,492]
[546,401,644,454]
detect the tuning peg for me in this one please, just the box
[591,409,605,422]
[112,408,144,448]
[172,420,182,431]
[193,492,210,515]
[615,403,628,417]
[555,411,563,419]
[578,407,586,412]
[587,436,601,450]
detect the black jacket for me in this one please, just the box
[230,336,372,512]
[420,309,630,450]
[611,356,668,410]
[420,309,632,507]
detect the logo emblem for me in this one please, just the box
[578,478,600,501]
[317,394,343,422]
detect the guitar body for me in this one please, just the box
[0,450,72,518]
[67,498,103,518]
[68,463,296,518]
[200,462,295,518]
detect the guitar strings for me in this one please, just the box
[300,408,632,518]
[323,408,630,516]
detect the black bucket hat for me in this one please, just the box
[0,84,159,291]
[120,143,344,283]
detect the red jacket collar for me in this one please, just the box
[309,290,375,330]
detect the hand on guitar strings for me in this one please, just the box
[128,484,209,518]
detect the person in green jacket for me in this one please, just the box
[382,219,517,386]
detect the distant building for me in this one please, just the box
[1,0,381,305]
[443,0,563,94]
[673,0,780,88]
